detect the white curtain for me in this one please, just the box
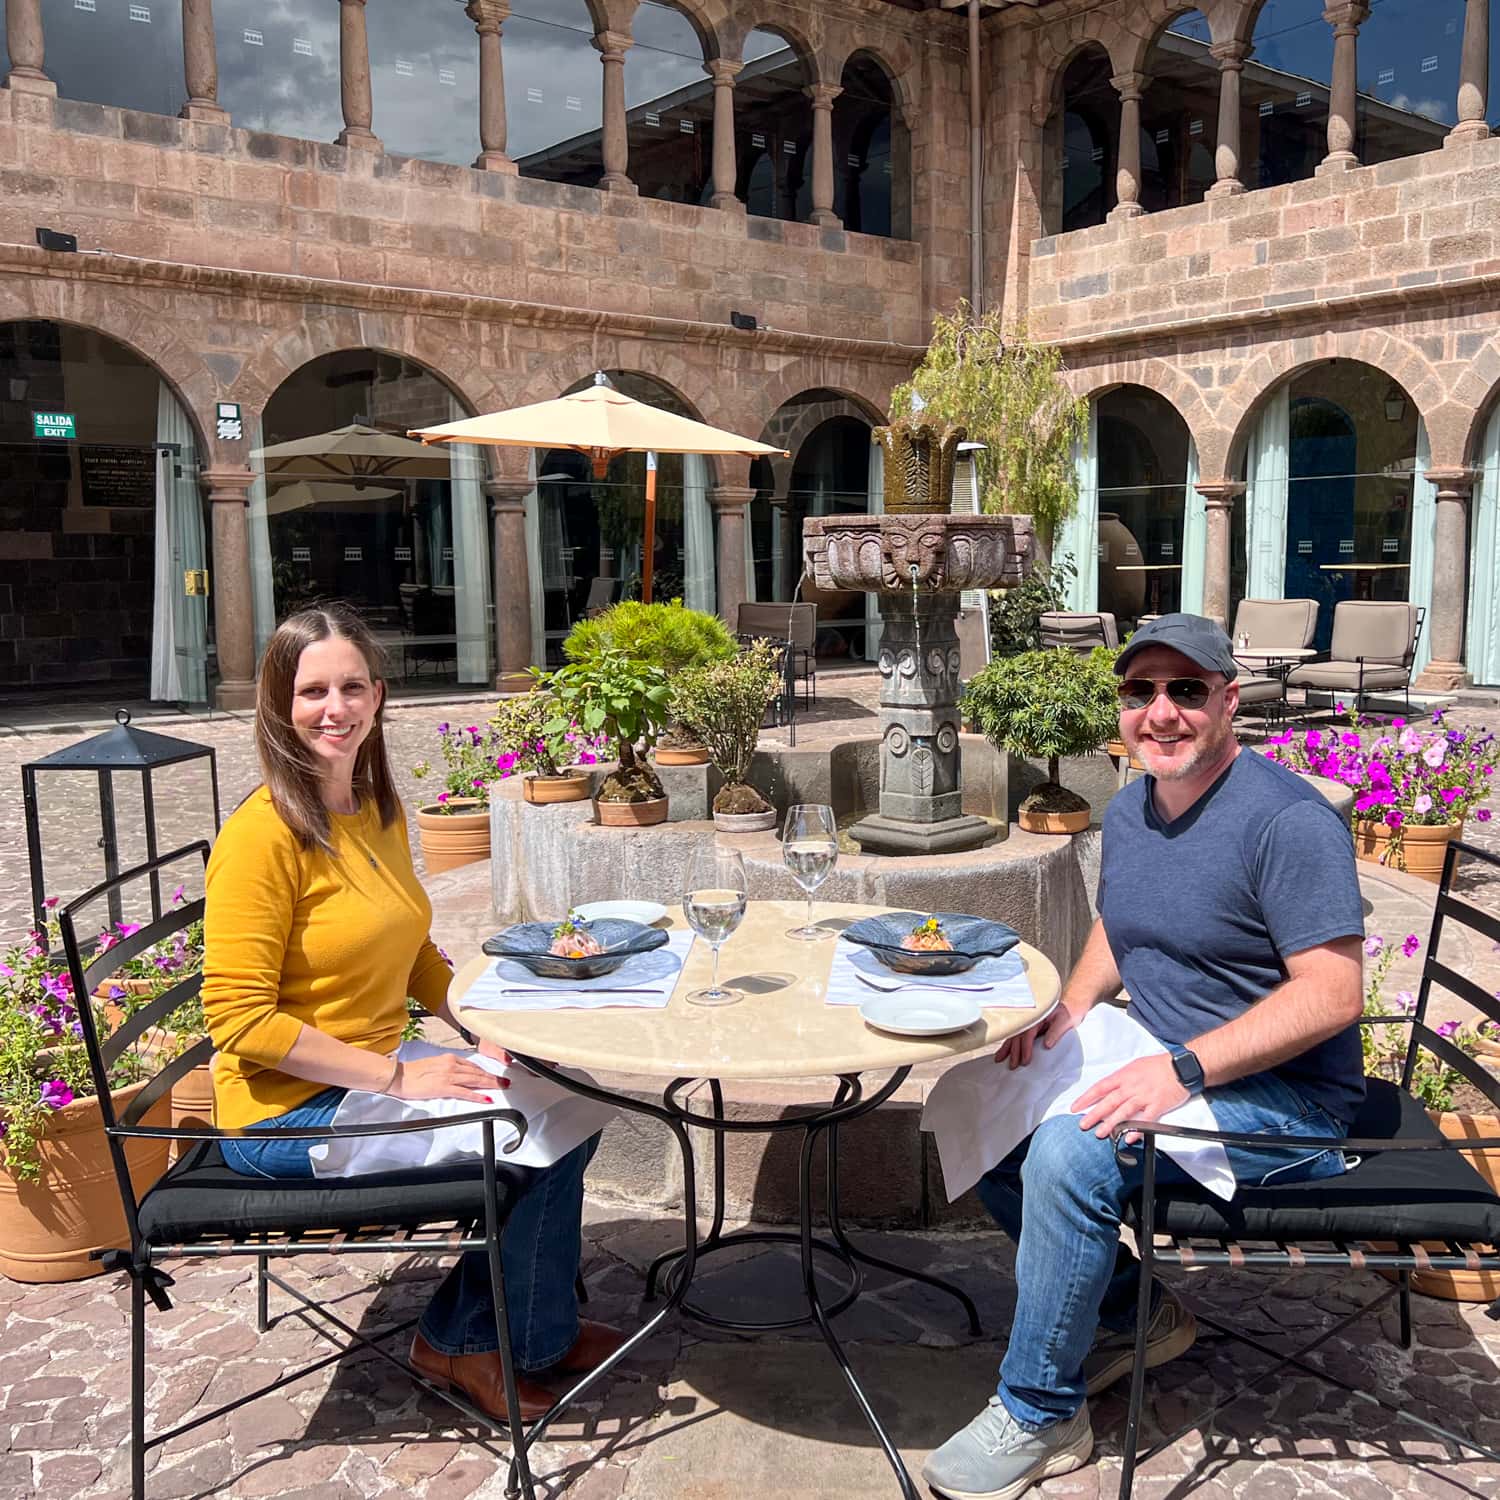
[1245,384,1290,601]
[1409,419,1438,676]
[744,482,758,606]
[1467,406,1500,687]
[682,454,714,613]
[522,451,547,667]
[1057,402,1099,610]
[1179,439,1205,615]
[150,384,207,703]
[447,396,490,684]
[245,412,276,663]
[864,437,884,659]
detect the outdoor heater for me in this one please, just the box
[22,710,221,945]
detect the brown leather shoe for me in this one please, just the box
[551,1319,629,1377]
[409,1331,553,1422]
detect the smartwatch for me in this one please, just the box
[1169,1046,1205,1096]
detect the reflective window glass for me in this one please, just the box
[736,29,812,222]
[625,1,711,203]
[835,52,906,237]
[43,0,185,117]
[1357,0,1464,163]
[1244,0,1332,189]
[508,0,604,186]
[1141,11,1218,212]
[215,0,342,143]
[367,1,480,167]
[1052,47,1116,233]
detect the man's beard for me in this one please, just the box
[1131,714,1235,782]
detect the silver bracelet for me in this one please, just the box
[378,1053,401,1095]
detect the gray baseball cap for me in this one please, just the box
[1114,613,1238,681]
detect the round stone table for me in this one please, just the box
[454,900,1061,1500]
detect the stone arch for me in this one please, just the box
[1034,35,1119,125]
[757,390,880,500]
[826,39,917,126]
[1116,0,1235,76]
[1448,336,1500,465]
[1063,358,1222,477]
[527,342,723,422]
[0,279,219,458]
[636,0,731,61]
[1220,331,1444,475]
[726,15,826,84]
[732,359,890,443]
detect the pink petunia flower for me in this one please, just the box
[38,1080,74,1111]
[1395,991,1416,1013]
[1364,935,1384,957]
[1413,794,1432,815]
[1402,933,1421,958]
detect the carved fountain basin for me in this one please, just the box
[803,513,1034,595]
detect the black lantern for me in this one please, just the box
[22,710,221,944]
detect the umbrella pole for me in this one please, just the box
[641,454,658,605]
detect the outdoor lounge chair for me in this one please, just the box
[1039,611,1119,652]
[60,844,545,1500]
[1113,837,1500,1498]
[1229,597,1319,655]
[737,601,817,705]
[1285,601,1425,716]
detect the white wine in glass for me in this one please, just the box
[683,845,748,1006]
[783,803,837,941]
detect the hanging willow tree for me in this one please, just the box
[890,302,1087,547]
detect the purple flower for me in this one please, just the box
[1340,732,1361,748]
[1394,991,1417,1012]
[43,896,59,911]
[1305,730,1324,750]
[1478,808,1493,822]
[1387,809,1404,827]
[437,722,450,735]
[1432,709,1446,724]
[38,1080,74,1111]
[32,1005,62,1039]
[171,885,185,905]
[1402,933,1421,958]
[1413,793,1433,815]
[471,777,487,790]
[116,922,141,939]
[436,791,450,804]
[1364,935,1384,957]
[108,984,126,1000]
[1441,786,1463,805]
[1398,729,1422,755]
[0,962,11,979]
[1436,1019,1461,1040]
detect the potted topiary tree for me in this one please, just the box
[564,600,735,766]
[543,648,674,826]
[963,645,1120,834]
[672,639,782,831]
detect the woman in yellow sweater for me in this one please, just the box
[202,604,619,1424]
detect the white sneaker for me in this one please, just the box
[922,1398,1092,1500]
[1082,1285,1197,1396]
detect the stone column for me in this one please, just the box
[467,0,517,172]
[485,478,536,692]
[1448,0,1491,144]
[710,486,753,623]
[336,0,380,151]
[595,29,636,193]
[203,471,257,710]
[180,0,228,122]
[1415,469,1475,690]
[1196,481,1243,631]
[706,58,743,211]
[1108,72,1150,221]
[5,0,56,95]
[806,83,843,227]
[1207,42,1249,195]
[1319,3,1369,174]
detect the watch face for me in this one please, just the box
[1172,1050,1203,1090]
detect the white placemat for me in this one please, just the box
[825,938,1035,1008]
[462,931,693,1011]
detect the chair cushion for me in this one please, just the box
[137,1140,529,1244]
[1129,1080,1500,1244]
[1286,661,1411,690]
[1234,674,1285,706]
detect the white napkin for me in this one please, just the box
[461,931,693,1011]
[308,1040,619,1176]
[920,1004,1234,1201]
[825,939,1035,1008]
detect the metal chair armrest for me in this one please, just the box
[107,1105,530,1154]
[1111,1116,1500,1159]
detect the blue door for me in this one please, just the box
[1286,398,1356,652]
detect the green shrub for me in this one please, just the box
[563,599,735,675]
[541,649,673,802]
[988,555,1076,658]
[672,640,781,813]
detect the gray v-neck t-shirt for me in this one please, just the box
[1098,749,1366,1127]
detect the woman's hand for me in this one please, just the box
[388,1053,510,1104]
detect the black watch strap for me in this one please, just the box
[1170,1046,1206,1095]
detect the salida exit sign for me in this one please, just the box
[33,411,76,439]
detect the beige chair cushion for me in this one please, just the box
[1285,661,1412,691]
[1235,674,1286,706]
[1039,612,1119,650]
[1327,601,1418,665]
[1232,598,1319,650]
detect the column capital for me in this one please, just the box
[465,0,510,33]
[1110,71,1151,101]
[1195,480,1245,508]
[708,485,755,513]
[593,29,632,61]
[1423,467,1477,497]
[1208,39,1251,68]
[484,478,531,513]
[1321,2,1369,33]
[805,82,843,110]
[704,57,743,84]
[202,468,254,501]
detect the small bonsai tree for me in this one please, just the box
[962,645,1120,816]
[542,648,673,803]
[672,639,781,815]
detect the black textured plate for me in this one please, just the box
[482,918,669,979]
[841,911,1021,976]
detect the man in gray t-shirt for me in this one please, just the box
[925,615,1365,1500]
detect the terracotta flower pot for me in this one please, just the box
[0,1080,171,1283]
[1353,820,1460,885]
[168,1059,216,1167]
[594,796,669,828]
[416,799,491,873]
[713,809,778,833]
[654,745,711,766]
[1017,806,1091,835]
[522,772,592,805]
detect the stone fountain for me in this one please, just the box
[803,418,1034,855]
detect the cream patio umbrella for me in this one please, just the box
[409,374,787,603]
[251,422,451,483]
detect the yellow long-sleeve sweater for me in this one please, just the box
[202,787,453,1129]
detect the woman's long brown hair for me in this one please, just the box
[254,604,400,853]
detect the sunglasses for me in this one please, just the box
[1116,677,1215,711]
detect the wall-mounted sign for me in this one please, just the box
[1297,539,1313,554]
[81,445,155,507]
[343,546,363,563]
[215,402,243,442]
[291,546,311,562]
[1339,538,1355,554]
[394,546,412,562]
[33,411,75,440]
[1382,536,1399,553]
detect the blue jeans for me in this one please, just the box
[222,1087,596,1372]
[975,1068,1350,1431]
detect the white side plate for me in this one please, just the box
[572,899,669,927]
[858,992,983,1037]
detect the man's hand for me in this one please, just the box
[995,998,1090,1069]
[1070,1054,1188,1140]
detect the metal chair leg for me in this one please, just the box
[256,1252,270,1333]
[1397,1269,1413,1350]
[131,1269,147,1500]
[575,1269,589,1306]
[1119,1148,1159,1500]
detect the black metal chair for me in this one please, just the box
[59,842,542,1500]
[1113,837,1500,1497]
[737,630,797,747]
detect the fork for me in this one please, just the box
[854,972,994,994]
[498,986,664,996]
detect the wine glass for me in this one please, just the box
[682,844,749,1007]
[783,803,838,941]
